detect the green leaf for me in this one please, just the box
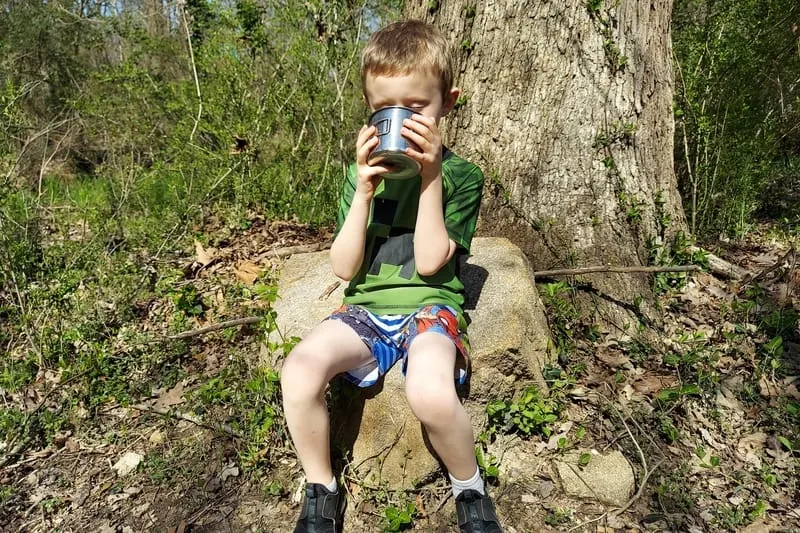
[656,388,680,402]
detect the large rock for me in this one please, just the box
[268,237,552,488]
[553,450,635,506]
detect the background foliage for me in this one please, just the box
[672,0,800,238]
[0,0,400,450]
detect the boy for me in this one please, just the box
[280,20,503,533]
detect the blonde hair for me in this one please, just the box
[360,20,455,100]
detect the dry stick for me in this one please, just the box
[164,316,263,341]
[259,241,332,260]
[532,265,699,277]
[738,246,796,288]
[567,404,663,532]
[128,403,242,439]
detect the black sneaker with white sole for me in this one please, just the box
[455,489,503,533]
[293,483,345,533]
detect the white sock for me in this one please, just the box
[324,477,337,493]
[449,468,485,498]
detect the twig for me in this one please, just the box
[0,371,88,469]
[318,281,341,300]
[533,265,699,277]
[152,316,263,342]
[737,246,796,289]
[258,241,332,261]
[128,403,242,439]
[568,404,664,532]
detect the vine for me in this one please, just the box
[586,0,628,73]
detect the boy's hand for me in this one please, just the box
[402,114,443,182]
[356,125,388,199]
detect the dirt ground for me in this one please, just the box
[1,218,798,533]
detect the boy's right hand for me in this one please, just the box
[355,125,389,200]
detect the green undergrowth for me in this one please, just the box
[0,178,302,479]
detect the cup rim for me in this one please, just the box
[368,105,417,122]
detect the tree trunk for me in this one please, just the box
[404,0,687,330]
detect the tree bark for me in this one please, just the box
[404,0,686,330]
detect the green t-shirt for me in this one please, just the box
[335,149,484,319]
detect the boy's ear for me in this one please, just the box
[442,87,461,115]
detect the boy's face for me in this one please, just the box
[364,69,459,124]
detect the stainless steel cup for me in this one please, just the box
[367,106,421,180]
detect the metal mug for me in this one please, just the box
[367,106,421,180]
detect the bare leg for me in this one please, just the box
[404,332,478,480]
[280,319,373,484]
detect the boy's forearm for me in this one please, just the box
[330,194,372,281]
[414,176,452,276]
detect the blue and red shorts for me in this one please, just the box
[326,304,470,388]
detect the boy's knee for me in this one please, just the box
[405,377,458,424]
[281,342,325,396]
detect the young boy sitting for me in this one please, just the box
[280,19,503,533]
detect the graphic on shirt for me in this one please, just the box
[367,233,416,279]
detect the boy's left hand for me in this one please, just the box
[401,114,443,182]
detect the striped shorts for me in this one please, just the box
[326,304,470,388]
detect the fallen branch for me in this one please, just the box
[689,247,750,280]
[160,316,263,342]
[259,241,331,261]
[532,265,699,277]
[129,403,242,439]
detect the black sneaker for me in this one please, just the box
[455,489,503,533]
[293,483,345,533]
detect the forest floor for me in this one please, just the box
[1,215,798,533]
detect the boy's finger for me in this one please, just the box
[403,148,426,163]
[401,127,430,151]
[356,136,379,164]
[356,125,376,148]
[366,165,390,176]
[402,118,432,139]
[410,113,436,129]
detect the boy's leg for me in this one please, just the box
[281,319,373,484]
[404,332,477,479]
[406,332,503,532]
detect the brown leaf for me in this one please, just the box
[235,260,262,285]
[154,382,185,408]
[632,374,678,395]
[194,239,215,266]
[784,377,800,400]
[736,432,767,469]
[595,347,633,369]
